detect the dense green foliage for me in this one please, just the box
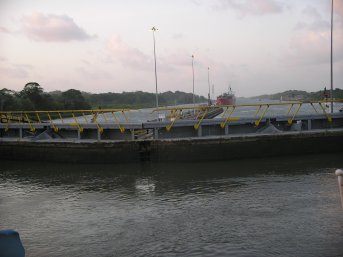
[3,82,340,111]
[0,82,90,111]
[84,91,206,109]
[0,83,206,111]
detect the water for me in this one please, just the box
[1,153,343,257]
[55,100,343,124]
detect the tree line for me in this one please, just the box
[0,82,207,111]
[0,82,91,111]
[252,88,343,101]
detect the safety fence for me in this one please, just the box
[153,99,342,132]
[0,100,342,134]
[0,109,130,134]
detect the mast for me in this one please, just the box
[330,0,333,113]
[151,26,159,110]
[207,67,211,105]
[192,55,195,107]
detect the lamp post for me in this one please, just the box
[330,0,334,113]
[207,67,211,105]
[151,26,159,110]
[191,55,195,107]
[212,84,215,100]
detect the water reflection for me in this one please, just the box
[1,153,343,257]
[1,153,342,195]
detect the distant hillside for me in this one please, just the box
[1,82,207,111]
[83,90,207,109]
[252,88,343,101]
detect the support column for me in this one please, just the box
[225,124,229,135]
[97,130,101,141]
[154,128,159,139]
[197,125,202,137]
[335,169,343,210]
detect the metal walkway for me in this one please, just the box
[1,100,342,141]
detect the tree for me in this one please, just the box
[0,88,17,111]
[18,82,49,110]
[61,89,91,110]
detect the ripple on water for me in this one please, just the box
[0,153,343,257]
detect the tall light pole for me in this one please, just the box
[207,67,211,105]
[151,26,159,110]
[330,0,334,113]
[191,55,195,107]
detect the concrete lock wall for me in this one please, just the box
[0,130,342,163]
[1,113,343,163]
[1,113,343,141]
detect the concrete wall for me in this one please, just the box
[0,130,342,163]
[1,113,343,141]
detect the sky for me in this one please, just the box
[0,0,342,98]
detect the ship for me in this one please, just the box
[216,86,236,105]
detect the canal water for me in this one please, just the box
[1,153,342,257]
[57,99,343,124]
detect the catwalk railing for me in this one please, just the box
[0,100,342,141]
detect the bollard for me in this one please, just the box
[335,169,343,210]
[0,230,25,257]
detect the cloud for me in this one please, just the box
[172,33,185,40]
[107,36,152,70]
[335,0,343,17]
[302,6,321,20]
[191,0,203,6]
[0,57,33,79]
[167,49,194,67]
[75,67,112,80]
[215,0,283,16]
[285,19,343,66]
[0,26,10,33]
[21,12,95,42]
[282,2,343,66]
[0,64,32,79]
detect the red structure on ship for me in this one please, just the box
[216,87,236,105]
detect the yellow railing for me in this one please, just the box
[1,100,342,134]
[153,99,343,131]
[0,109,131,134]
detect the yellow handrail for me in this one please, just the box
[220,106,236,128]
[152,99,343,129]
[194,108,208,130]
[71,113,83,133]
[47,112,58,132]
[91,111,103,134]
[287,103,302,125]
[318,103,332,123]
[166,110,182,131]
[111,111,125,133]
[0,109,131,133]
[24,112,35,132]
[100,111,108,123]
[0,100,342,134]
[255,105,270,127]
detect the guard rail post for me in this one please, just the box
[335,169,343,210]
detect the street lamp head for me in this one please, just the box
[151,26,158,32]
